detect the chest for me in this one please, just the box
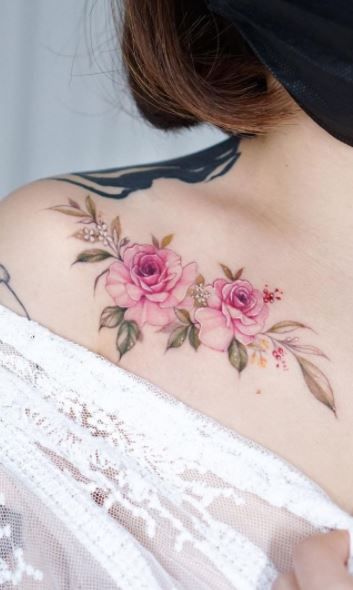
[96,319,353,516]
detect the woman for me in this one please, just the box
[0,1,353,588]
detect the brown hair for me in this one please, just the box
[115,0,299,136]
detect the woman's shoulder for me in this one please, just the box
[0,167,168,354]
[0,177,110,351]
[0,135,240,344]
[3,156,353,514]
[0,137,226,348]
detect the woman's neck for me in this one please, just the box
[213,110,353,280]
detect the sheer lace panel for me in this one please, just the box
[1,302,353,589]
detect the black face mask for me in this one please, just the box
[206,0,353,148]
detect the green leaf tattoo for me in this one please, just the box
[228,338,248,373]
[297,356,336,416]
[188,324,201,351]
[267,321,311,334]
[166,325,189,350]
[99,306,126,330]
[116,320,141,359]
[73,249,113,264]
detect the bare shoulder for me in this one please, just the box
[1,157,350,513]
[0,136,238,348]
[0,178,128,352]
[0,165,199,355]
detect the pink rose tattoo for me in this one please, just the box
[195,278,270,350]
[105,243,198,327]
[49,195,336,416]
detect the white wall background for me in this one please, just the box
[0,0,225,198]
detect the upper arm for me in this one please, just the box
[0,179,105,349]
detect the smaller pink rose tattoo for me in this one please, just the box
[49,196,337,417]
[195,278,269,350]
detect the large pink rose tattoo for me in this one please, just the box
[105,243,198,327]
[195,278,270,350]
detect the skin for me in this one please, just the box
[206,96,353,289]
[217,89,353,584]
[1,80,353,581]
[272,530,353,589]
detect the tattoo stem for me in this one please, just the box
[4,282,30,320]
[265,333,304,357]
[93,268,109,295]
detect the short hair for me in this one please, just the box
[116,0,299,137]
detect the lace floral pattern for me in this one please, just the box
[1,302,353,589]
[0,494,43,586]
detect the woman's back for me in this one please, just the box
[1,132,353,518]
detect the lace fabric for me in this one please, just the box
[1,301,353,589]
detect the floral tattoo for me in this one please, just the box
[48,195,336,417]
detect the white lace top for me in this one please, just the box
[1,301,353,589]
